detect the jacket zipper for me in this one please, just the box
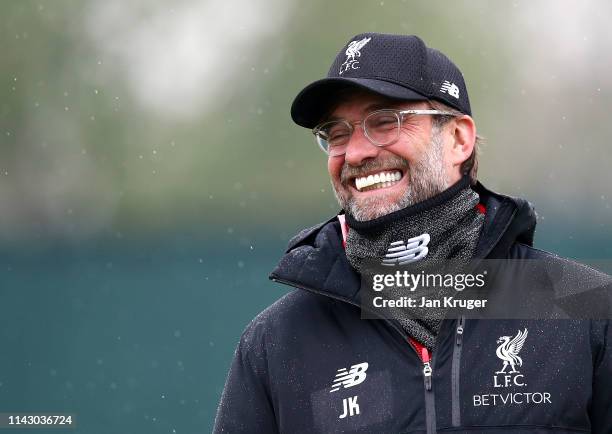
[410,338,436,434]
[423,350,433,391]
[452,315,465,427]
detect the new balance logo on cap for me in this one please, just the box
[440,80,460,99]
[382,234,430,266]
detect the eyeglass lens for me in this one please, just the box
[316,111,401,156]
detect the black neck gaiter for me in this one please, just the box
[344,176,485,350]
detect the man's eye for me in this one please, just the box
[369,116,397,129]
[328,129,350,142]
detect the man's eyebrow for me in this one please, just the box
[363,102,391,112]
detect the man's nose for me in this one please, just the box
[343,126,380,166]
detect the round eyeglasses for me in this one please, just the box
[312,109,457,156]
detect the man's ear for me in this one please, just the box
[447,115,476,171]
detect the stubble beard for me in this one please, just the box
[332,130,450,222]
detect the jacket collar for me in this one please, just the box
[472,181,536,258]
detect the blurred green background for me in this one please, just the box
[1,1,611,433]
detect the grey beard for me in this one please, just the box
[331,129,449,222]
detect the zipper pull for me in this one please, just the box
[423,361,432,391]
[456,316,465,346]
[421,347,433,391]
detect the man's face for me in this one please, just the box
[327,92,458,221]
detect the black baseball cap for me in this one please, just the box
[291,33,471,128]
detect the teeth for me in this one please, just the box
[354,171,403,191]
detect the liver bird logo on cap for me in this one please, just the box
[339,37,371,75]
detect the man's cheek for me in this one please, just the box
[327,159,342,176]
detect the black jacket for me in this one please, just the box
[213,183,612,433]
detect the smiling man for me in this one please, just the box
[214,33,612,433]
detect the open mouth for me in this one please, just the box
[353,170,403,192]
